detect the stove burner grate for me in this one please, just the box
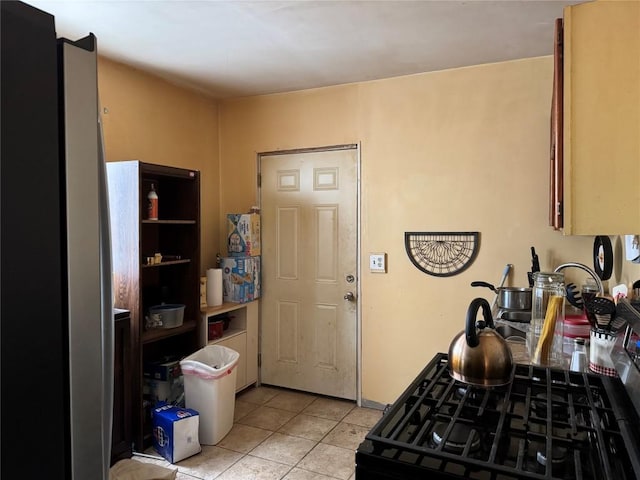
[357,353,639,480]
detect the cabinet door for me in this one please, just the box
[218,333,247,391]
[549,18,563,230]
[562,1,640,234]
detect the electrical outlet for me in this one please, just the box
[370,253,387,273]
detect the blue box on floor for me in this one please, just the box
[152,404,201,463]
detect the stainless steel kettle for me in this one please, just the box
[448,297,514,387]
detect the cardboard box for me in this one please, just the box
[227,213,260,257]
[144,357,182,382]
[144,377,184,407]
[152,404,201,463]
[221,256,261,303]
[144,358,184,406]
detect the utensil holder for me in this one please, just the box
[589,329,618,377]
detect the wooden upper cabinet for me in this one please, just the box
[550,18,564,230]
[553,1,640,235]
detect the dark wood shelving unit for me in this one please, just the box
[141,259,192,268]
[107,160,201,452]
[141,319,198,344]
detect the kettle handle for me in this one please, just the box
[465,297,494,348]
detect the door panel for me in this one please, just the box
[261,146,357,400]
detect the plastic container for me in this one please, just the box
[528,272,565,367]
[148,304,185,329]
[563,312,590,339]
[180,345,239,445]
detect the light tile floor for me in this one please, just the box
[132,385,383,480]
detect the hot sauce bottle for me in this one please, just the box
[147,183,158,220]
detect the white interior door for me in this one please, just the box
[260,146,358,400]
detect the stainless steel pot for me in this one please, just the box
[448,298,514,387]
[471,281,532,310]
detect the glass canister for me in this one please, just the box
[528,272,565,367]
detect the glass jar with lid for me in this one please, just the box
[527,272,565,367]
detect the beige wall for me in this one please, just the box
[98,54,640,405]
[220,56,640,404]
[97,57,220,272]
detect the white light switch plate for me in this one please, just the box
[370,253,387,273]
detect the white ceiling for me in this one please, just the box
[24,0,582,99]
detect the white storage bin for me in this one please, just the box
[179,345,239,445]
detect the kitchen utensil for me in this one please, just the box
[490,264,512,312]
[448,297,514,387]
[616,297,640,324]
[565,283,583,309]
[527,246,541,287]
[593,235,614,281]
[471,281,532,310]
[498,310,531,322]
[602,301,634,337]
[581,278,600,307]
[584,296,617,331]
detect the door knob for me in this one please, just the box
[344,291,355,301]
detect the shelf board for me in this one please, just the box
[142,259,191,268]
[201,301,256,316]
[142,319,197,344]
[207,328,245,345]
[141,219,196,225]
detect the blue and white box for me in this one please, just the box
[227,213,260,257]
[152,404,201,463]
[221,256,261,303]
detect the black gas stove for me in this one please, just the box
[356,353,640,479]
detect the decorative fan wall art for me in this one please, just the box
[404,232,480,277]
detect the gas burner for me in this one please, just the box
[531,392,568,421]
[432,422,481,454]
[453,385,502,414]
[536,447,567,473]
[454,385,488,404]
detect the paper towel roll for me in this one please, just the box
[206,268,223,306]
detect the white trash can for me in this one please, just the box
[179,345,239,445]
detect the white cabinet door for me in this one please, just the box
[219,333,247,391]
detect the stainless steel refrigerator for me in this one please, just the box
[1,2,113,479]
